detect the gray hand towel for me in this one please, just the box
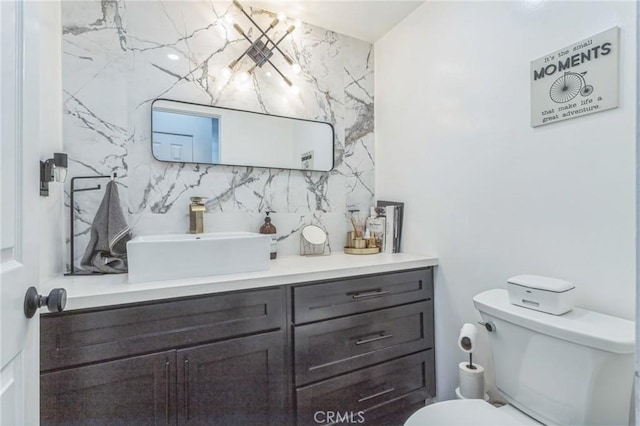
[80,180,131,273]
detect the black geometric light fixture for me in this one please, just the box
[221,0,301,93]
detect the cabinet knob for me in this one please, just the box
[24,287,67,318]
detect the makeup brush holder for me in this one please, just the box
[344,231,379,255]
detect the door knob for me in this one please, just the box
[24,287,67,318]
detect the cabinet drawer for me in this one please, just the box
[296,351,435,426]
[294,301,433,384]
[41,287,284,371]
[293,268,432,324]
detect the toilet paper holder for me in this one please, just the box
[458,323,487,399]
[458,323,479,370]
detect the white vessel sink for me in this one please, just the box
[127,232,271,284]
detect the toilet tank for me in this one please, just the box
[473,289,634,426]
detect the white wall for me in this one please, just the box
[39,0,65,282]
[375,1,636,401]
[218,110,293,167]
[636,0,640,420]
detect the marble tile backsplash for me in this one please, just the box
[62,0,374,266]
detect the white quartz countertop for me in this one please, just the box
[41,252,438,311]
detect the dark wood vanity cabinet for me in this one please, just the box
[40,267,435,426]
[40,287,286,426]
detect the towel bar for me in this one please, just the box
[65,173,117,276]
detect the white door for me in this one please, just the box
[1,1,44,424]
[152,132,195,162]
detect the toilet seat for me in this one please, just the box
[404,399,540,426]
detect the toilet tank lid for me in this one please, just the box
[507,275,574,293]
[473,289,634,354]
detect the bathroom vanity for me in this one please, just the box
[39,253,437,425]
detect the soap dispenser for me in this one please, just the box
[259,211,278,259]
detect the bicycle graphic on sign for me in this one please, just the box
[548,71,594,104]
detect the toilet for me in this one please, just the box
[406,288,635,426]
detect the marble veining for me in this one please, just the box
[62,0,374,267]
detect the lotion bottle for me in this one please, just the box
[259,211,278,259]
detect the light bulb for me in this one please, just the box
[290,85,300,95]
[292,63,301,74]
[54,165,68,183]
[265,71,272,77]
[238,71,250,82]
[277,11,286,21]
[167,53,180,61]
[221,66,232,78]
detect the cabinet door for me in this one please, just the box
[41,351,176,425]
[177,331,285,425]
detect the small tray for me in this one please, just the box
[344,247,380,255]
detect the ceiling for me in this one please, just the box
[244,1,425,43]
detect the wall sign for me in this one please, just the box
[530,27,619,127]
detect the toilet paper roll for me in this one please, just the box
[458,362,485,399]
[458,323,478,353]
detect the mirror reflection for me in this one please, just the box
[151,99,335,171]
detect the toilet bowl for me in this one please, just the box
[405,400,540,426]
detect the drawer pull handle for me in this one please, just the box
[357,387,396,403]
[351,290,390,299]
[184,359,190,420]
[355,333,393,345]
[165,361,170,424]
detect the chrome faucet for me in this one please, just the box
[189,197,206,234]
